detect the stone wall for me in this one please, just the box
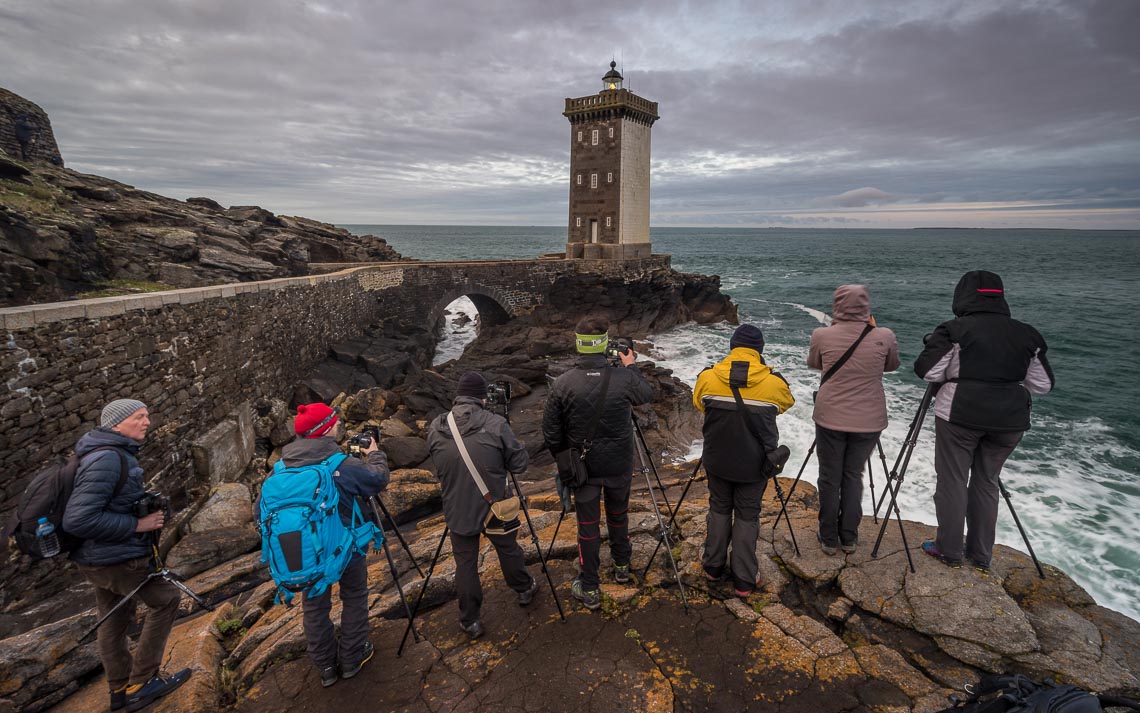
[0,256,671,519]
[0,88,64,166]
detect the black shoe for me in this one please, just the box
[110,687,126,711]
[518,576,540,606]
[125,669,192,712]
[460,620,484,640]
[840,537,858,554]
[570,579,601,611]
[969,558,991,574]
[320,665,338,688]
[704,567,730,583]
[341,641,374,680]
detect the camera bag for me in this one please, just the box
[553,365,612,490]
[258,453,381,605]
[4,446,129,559]
[447,411,521,536]
[932,672,1135,712]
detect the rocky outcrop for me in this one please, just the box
[0,88,64,168]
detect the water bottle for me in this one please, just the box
[35,517,60,558]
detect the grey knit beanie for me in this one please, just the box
[101,399,148,428]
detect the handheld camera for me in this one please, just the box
[134,491,171,519]
[606,336,634,365]
[347,425,380,455]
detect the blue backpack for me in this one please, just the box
[258,453,382,605]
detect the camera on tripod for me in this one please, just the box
[606,336,634,364]
[134,491,170,519]
[347,425,380,455]
[486,381,512,406]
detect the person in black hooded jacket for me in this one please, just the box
[542,316,653,610]
[914,271,1054,570]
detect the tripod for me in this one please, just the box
[642,457,703,576]
[869,384,937,571]
[398,524,446,657]
[631,417,689,612]
[998,477,1046,579]
[79,533,214,644]
[368,494,425,578]
[367,497,423,646]
[631,416,676,520]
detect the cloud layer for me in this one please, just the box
[2,0,1138,228]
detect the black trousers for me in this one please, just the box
[574,479,632,589]
[302,554,370,670]
[815,425,881,547]
[702,475,765,593]
[450,530,532,627]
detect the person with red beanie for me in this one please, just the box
[278,402,389,687]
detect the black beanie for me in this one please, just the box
[456,371,488,398]
[730,324,765,353]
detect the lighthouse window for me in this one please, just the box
[577,131,582,142]
[607,172,613,183]
[577,174,582,185]
[608,127,614,138]
[591,129,598,145]
[606,216,612,227]
[576,217,581,227]
[590,173,597,188]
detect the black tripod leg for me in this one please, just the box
[370,497,425,578]
[544,509,567,562]
[79,572,159,643]
[768,476,800,557]
[509,473,566,622]
[867,455,878,525]
[398,525,449,657]
[774,440,815,531]
[633,418,674,515]
[998,477,1046,579]
[643,458,702,577]
[160,570,215,612]
[381,536,420,646]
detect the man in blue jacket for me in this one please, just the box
[65,399,191,712]
[281,402,389,687]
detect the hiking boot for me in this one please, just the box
[460,620,484,640]
[734,587,754,599]
[613,563,631,584]
[110,686,127,711]
[704,567,730,583]
[319,665,339,688]
[969,558,991,574]
[571,579,601,611]
[125,669,192,712]
[518,576,540,606]
[817,532,838,556]
[921,540,962,568]
[340,641,374,680]
[840,537,858,554]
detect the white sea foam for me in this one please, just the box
[432,296,479,365]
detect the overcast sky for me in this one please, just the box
[3,0,1138,229]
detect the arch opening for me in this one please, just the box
[430,288,512,366]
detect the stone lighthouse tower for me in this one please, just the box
[563,62,659,259]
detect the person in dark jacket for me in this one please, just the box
[64,399,192,712]
[693,325,794,597]
[278,402,389,687]
[915,271,1054,570]
[542,316,653,610]
[426,372,537,639]
[807,286,900,555]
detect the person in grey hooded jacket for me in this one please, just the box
[426,372,537,639]
[64,399,192,712]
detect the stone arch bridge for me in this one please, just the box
[0,255,670,509]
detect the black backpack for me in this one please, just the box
[3,447,129,558]
[938,673,1140,713]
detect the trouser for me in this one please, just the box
[702,474,765,593]
[450,530,532,627]
[79,556,183,692]
[816,425,881,547]
[302,554,370,670]
[933,418,1023,565]
[574,478,632,589]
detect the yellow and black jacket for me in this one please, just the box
[693,348,795,483]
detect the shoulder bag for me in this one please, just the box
[447,411,521,536]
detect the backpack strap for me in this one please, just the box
[79,446,132,497]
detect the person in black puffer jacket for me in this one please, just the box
[542,316,653,610]
[64,399,192,713]
[915,271,1054,570]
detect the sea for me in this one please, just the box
[343,225,1140,621]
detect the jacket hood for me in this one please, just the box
[432,399,490,440]
[711,348,774,388]
[832,285,871,322]
[281,436,341,467]
[952,270,1011,317]
[76,427,140,457]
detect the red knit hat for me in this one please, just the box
[294,403,338,438]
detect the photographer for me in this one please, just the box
[693,325,794,597]
[915,271,1053,570]
[426,372,537,639]
[808,285,899,555]
[276,402,389,687]
[542,317,652,610]
[64,399,192,712]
